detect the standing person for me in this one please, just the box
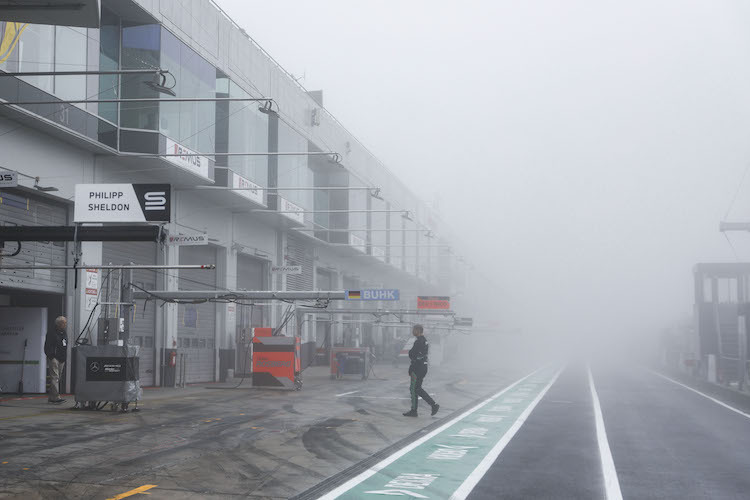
[44,316,68,404]
[403,324,439,417]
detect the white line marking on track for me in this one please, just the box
[317,367,546,500]
[649,370,750,420]
[336,390,361,397]
[336,394,437,400]
[449,368,563,500]
[588,366,623,500]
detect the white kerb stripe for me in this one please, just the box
[449,367,563,500]
[588,366,623,500]
[336,390,360,397]
[317,367,545,500]
[649,370,750,420]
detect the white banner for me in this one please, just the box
[0,171,18,187]
[232,173,264,206]
[165,137,211,179]
[271,265,303,275]
[167,234,208,246]
[279,196,305,224]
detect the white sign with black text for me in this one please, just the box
[232,173,264,206]
[85,269,98,311]
[74,184,171,223]
[167,234,208,246]
[165,137,211,180]
[0,171,18,188]
[278,196,305,225]
[271,265,302,275]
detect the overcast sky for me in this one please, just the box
[220,0,750,342]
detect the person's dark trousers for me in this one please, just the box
[410,371,435,411]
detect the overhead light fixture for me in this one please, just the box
[425,230,434,238]
[143,71,176,97]
[401,211,413,221]
[258,100,274,114]
[370,188,384,201]
[33,177,58,192]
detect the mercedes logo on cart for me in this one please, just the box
[90,361,100,373]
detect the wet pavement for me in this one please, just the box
[307,362,750,500]
[0,358,526,499]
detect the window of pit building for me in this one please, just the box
[159,28,215,154]
[277,120,313,212]
[215,76,269,190]
[98,8,121,124]
[717,278,739,304]
[53,26,88,104]
[120,22,160,130]
[349,180,367,249]
[312,167,333,234]
[0,22,56,93]
[370,195,387,259]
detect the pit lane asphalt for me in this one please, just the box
[301,362,750,500]
[465,363,750,500]
[0,359,526,500]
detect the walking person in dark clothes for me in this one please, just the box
[403,324,439,417]
[44,316,68,404]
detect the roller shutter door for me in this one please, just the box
[236,254,267,374]
[315,269,333,347]
[0,191,67,293]
[237,254,267,328]
[102,241,157,386]
[178,245,217,383]
[286,233,313,291]
[340,276,362,346]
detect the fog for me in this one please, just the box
[221,1,750,354]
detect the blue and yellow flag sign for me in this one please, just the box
[0,22,28,64]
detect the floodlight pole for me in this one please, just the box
[0,69,171,77]
[295,228,431,233]
[252,209,408,214]
[0,97,273,105]
[0,264,216,271]
[179,185,373,192]
[146,151,337,158]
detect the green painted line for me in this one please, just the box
[321,368,560,499]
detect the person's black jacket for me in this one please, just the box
[408,335,429,376]
[44,328,68,363]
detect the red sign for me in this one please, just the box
[253,327,273,337]
[417,296,451,310]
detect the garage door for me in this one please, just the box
[286,233,313,291]
[102,241,157,386]
[237,253,267,327]
[0,190,67,293]
[178,245,217,383]
[236,254,267,374]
